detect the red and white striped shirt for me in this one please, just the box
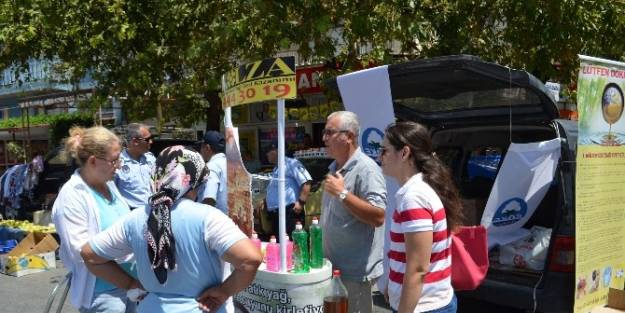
[388,173,453,312]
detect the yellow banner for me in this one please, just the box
[222,57,297,108]
[575,56,625,313]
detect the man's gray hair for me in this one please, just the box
[125,123,149,143]
[328,111,360,145]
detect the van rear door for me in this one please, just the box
[327,55,559,127]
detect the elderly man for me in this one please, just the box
[197,130,228,214]
[115,123,155,210]
[321,111,387,313]
[265,141,312,240]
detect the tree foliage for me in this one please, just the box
[420,0,625,82]
[0,111,93,144]
[1,0,624,127]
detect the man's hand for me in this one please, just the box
[324,172,345,197]
[197,285,229,312]
[293,201,303,214]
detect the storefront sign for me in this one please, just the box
[296,66,324,94]
[575,55,625,313]
[222,57,297,108]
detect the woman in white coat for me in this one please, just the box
[52,126,139,313]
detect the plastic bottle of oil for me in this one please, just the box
[323,269,348,313]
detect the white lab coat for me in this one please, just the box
[51,170,133,309]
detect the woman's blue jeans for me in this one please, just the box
[392,294,457,313]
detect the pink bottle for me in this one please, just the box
[265,236,280,272]
[251,232,262,251]
[286,235,294,270]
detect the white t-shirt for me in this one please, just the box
[388,173,453,312]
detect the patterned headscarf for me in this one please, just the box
[146,145,208,284]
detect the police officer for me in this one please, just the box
[264,141,312,240]
[115,123,155,210]
[197,130,228,214]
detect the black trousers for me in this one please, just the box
[267,203,305,242]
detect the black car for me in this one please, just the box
[328,55,576,313]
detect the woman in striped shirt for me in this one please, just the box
[379,122,463,313]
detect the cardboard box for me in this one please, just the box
[0,232,58,277]
[32,209,52,226]
[590,289,625,313]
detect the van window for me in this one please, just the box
[395,87,541,112]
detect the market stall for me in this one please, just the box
[220,56,333,313]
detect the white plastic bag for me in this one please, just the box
[499,226,552,270]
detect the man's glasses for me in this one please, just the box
[134,135,154,142]
[321,128,350,137]
[96,156,122,167]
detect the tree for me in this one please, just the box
[1,0,624,127]
[0,1,440,130]
[420,0,625,83]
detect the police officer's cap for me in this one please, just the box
[201,131,225,151]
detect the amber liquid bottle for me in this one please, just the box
[323,269,348,313]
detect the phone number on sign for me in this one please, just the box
[222,83,295,108]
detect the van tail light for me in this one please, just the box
[548,235,574,272]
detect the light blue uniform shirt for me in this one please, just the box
[88,185,136,293]
[266,157,312,210]
[89,199,247,313]
[198,153,228,214]
[115,149,155,208]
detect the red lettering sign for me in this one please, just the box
[296,66,325,94]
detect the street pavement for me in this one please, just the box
[0,261,77,313]
[0,261,519,313]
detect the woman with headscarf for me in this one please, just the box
[52,126,137,313]
[80,146,262,313]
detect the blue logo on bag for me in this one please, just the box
[361,127,384,159]
[492,197,527,226]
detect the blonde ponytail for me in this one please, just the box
[60,126,120,166]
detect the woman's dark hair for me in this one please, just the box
[385,121,464,231]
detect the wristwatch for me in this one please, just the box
[338,189,349,201]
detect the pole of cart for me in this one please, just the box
[277,98,288,272]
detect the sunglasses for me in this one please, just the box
[134,135,155,142]
[379,147,389,156]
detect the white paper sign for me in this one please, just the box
[337,65,394,160]
[481,138,561,247]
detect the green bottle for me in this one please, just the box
[309,217,324,268]
[292,221,310,273]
